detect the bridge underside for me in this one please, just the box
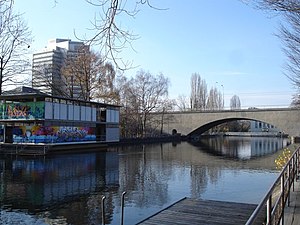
[188,118,246,136]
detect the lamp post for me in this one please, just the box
[216,82,224,109]
[221,84,224,109]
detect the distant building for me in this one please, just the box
[32,38,87,99]
[0,87,120,144]
[250,120,281,134]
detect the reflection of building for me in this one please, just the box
[1,152,119,209]
[250,137,287,157]
[199,136,287,159]
[32,38,87,98]
[0,159,4,202]
[0,86,120,144]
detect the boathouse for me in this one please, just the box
[0,87,120,144]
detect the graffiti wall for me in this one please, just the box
[0,102,45,119]
[13,126,96,143]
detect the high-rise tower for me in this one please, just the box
[32,38,88,98]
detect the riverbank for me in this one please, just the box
[0,133,294,156]
[0,141,109,155]
[224,132,288,137]
[119,134,183,145]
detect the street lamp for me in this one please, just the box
[221,84,224,109]
[216,82,224,109]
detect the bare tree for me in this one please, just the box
[280,11,300,100]
[190,73,198,109]
[176,94,189,111]
[32,63,64,96]
[79,0,165,70]
[290,93,300,108]
[247,1,300,13]
[34,45,120,102]
[60,47,120,102]
[190,73,208,110]
[121,70,169,137]
[156,98,175,136]
[93,62,120,104]
[230,95,241,109]
[0,0,32,94]
[207,87,223,110]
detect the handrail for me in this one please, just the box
[245,146,299,225]
[101,191,126,225]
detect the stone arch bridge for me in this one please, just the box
[159,108,300,138]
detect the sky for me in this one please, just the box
[14,0,294,108]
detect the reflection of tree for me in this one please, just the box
[118,145,171,207]
[190,165,208,198]
[190,165,222,199]
[207,167,222,186]
[118,143,224,207]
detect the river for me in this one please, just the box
[0,136,289,225]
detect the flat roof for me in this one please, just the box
[0,86,121,108]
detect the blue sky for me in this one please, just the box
[14,0,294,108]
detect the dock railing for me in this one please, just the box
[246,146,300,225]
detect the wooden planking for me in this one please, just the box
[137,198,266,225]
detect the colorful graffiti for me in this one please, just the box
[13,125,96,143]
[1,102,45,119]
[7,105,30,118]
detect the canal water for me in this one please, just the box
[0,137,289,225]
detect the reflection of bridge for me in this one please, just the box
[162,108,300,137]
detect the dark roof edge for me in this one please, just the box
[0,86,121,108]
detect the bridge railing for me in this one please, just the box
[245,146,300,225]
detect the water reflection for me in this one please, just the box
[0,137,286,225]
[192,136,289,159]
[0,152,119,225]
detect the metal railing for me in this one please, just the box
[101,191,126,225]
[246,146,300,225]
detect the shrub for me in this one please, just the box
[275,148,291,170]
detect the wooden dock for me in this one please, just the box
[137,198,266,225]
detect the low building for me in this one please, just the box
[0,87,120,144]
[249,120,281,134]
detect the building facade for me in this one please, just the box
[32,38,87,99]
[249,120,281,134]
[0,87,120,144]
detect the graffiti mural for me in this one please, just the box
[1,102,45,119]
[7,105,30,118]
[13,126,96,143]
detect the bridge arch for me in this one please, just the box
[161,108,300,138]
[189,118,249,136]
